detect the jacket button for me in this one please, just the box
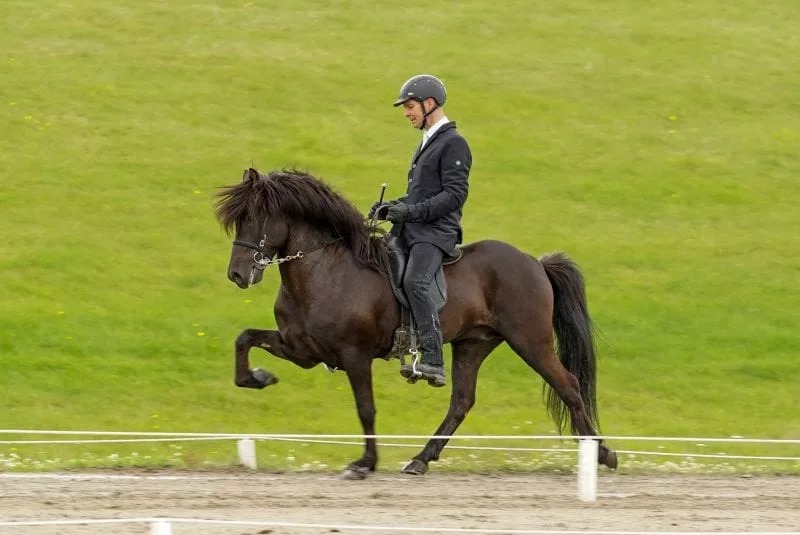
[412,164,416,168]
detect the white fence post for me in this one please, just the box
[237,438,257,469]
[577,438,598,502]
[150,519,172,535]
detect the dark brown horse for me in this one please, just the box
[216,168,617,479]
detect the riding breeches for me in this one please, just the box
[402,242,445,366]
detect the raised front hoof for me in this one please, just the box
[235,368,279,389]
[401,458,428,475]
[599,447,618,470]
[342,464,371,480]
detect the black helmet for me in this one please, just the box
[393,74,447,107]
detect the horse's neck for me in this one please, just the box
[279,227,347,290]
[284,225,335,258]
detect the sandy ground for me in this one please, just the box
[0,470,798,534]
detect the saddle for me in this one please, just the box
[382,234,463,362]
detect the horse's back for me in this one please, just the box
[450,239,544,279]
[441,239,553,338]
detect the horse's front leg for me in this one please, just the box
[341,358,378,480]
[233,328,291,389]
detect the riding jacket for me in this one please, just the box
[391,121,471,254]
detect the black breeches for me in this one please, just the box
[402,242,444,366]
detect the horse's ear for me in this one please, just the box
[244,168,259,183]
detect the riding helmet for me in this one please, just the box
[393,74,447,107]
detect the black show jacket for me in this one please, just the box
[391,121,472,254]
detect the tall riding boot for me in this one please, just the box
[401,242,446,387]
[402,307,446,387]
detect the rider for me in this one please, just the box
[371,74,472,388]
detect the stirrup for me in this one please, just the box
[402,352,423,384]
[400,330,422,383]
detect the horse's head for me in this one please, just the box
[216,168,289,289]
[217,166,389,288]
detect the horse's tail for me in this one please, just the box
[539,252,599,435]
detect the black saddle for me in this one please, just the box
[380,234,463,362]
[384,234,462,312]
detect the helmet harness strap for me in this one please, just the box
[419,99,440,130]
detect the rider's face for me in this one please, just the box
[402,99,425,129]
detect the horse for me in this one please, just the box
[215,167,617,479]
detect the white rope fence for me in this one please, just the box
[1,429,798,504]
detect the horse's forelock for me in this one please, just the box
[215,174,262,235]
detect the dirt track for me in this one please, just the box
[1,471,798,534]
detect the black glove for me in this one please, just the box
[386,202,411,223]
[367,201,381,219]
[368,197,407,220]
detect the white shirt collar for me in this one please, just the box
[422,116,449,147]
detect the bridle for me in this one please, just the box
[232,213,342,271]
[232,213,279,270]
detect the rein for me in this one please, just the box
[232,213,343,270]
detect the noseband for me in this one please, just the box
[232,214,275,270]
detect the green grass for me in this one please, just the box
[1,0,798,474]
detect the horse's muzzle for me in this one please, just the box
[228,269,250,289]
[228,266,263,289]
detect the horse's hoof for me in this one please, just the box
[251,368,278,387]
[401,458,428,475]
[236,368,278,389]
[342,465,370,480]
[600,448,618,470]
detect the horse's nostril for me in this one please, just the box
[229,271,245,287]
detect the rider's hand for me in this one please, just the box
[367,201,381,219]
[386,203,411,223]
[369,197,408,220]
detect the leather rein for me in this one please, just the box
[233,213,342,270]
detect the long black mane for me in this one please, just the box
[216,168,387,273]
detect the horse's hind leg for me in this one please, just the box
[507,336,616,469]
[402,337,500,475]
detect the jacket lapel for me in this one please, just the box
[412,122,456,164]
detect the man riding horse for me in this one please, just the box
[370,74,472,388]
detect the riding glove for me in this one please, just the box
[368,197,407,220]
[367,201,381,219]
[386,203,412,223]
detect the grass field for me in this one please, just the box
[1,1,798,473]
